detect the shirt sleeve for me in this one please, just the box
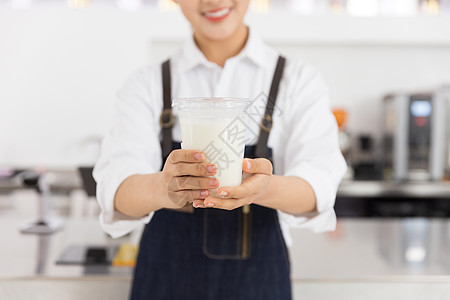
[277,61,347,236]
[93,67,162,239]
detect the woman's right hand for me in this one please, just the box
[161,149,219,208]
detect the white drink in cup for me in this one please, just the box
[172,98,250,193]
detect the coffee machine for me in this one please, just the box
[383,90,448,181]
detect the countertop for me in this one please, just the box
[338,180,450,198]
[1,190,450,299]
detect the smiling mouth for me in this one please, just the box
[202,7,232,21]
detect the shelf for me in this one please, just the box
[135,11,450,46]
[1,9,450,46]
[246,13,450,46]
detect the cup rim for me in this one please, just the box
[172,97,250,108]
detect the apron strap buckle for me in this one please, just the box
[260,114,273,133]
[159,109,174,129]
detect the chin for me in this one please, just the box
[203,29,236,41]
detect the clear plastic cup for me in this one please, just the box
[172,97,250,190]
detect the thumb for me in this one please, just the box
[242,158,273,175]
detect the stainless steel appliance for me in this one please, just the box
[383,90,448,181]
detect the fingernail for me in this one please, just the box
[209,179,218,186]
[195,203,204,208]
[194,153,204,160]
[200,190,209,196]
[246,160,251,170]
[218,190,228,196]
[206,202,215,207]
[207,165,217,173]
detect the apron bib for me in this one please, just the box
[130,56,291,300]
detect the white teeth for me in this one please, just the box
[203,8,230,18]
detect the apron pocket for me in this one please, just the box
[202,207,252,260]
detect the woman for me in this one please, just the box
[94,1,347,299]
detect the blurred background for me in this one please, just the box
[1,0,450,299]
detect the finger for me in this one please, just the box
[173,189,210,203]
[243,158,273,175]
[168,149,205,164]
[192,199,205,208]
[169,176,219,191]
[217,174,264,199]
[216,185,249,199]
[172,162,217,177]
[203,196,246,211]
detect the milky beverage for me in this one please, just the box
[172,98,250,191]
[180,118,245,187]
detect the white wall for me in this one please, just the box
[275,44,450,135]
[0,9,190,168]
[1,9,450,168]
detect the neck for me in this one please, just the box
[194,25,249,68]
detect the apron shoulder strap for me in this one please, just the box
[255,55,286,159]
[160,59,174,160]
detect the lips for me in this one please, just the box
[202,7,232,22]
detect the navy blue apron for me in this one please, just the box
[130,56,291,300]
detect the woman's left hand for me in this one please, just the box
[193,158,273,210]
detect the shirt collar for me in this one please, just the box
[174,28,268,73]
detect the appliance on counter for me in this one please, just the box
[18,171,63,234]
[351,134,384,181]
[382,90,448,181]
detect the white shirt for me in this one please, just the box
[93,30,347,246]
